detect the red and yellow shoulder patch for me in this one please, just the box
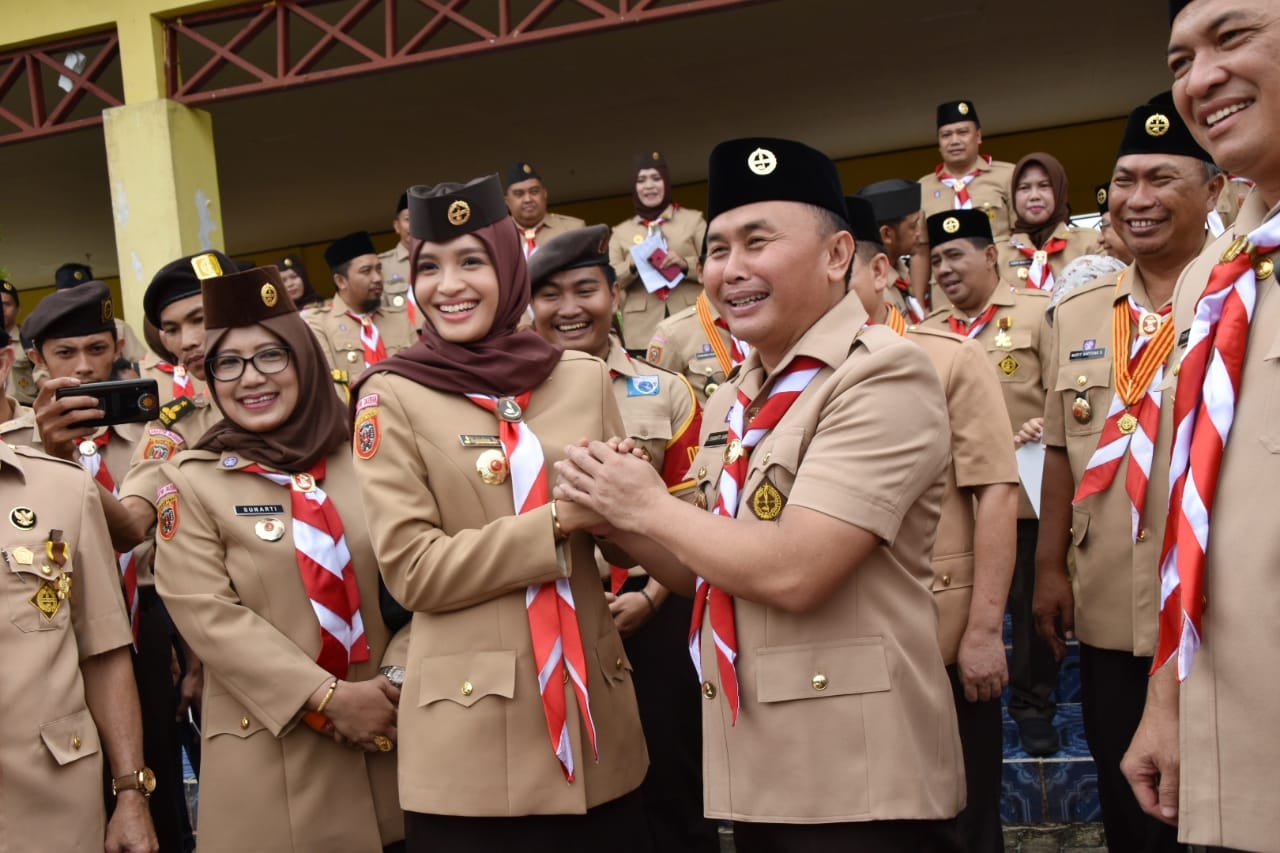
[143,428,184,461]
[156,482,180,540]
[354,393,380,460]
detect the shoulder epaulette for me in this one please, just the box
[159,397,197,427]
[331,369,349,386]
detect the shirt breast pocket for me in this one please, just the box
[987,328,1036,386]
[7,540,74,634]
[1055,358,1113,439]
[741,427,806,518]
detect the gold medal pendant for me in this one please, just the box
[476,449,509,485]
[255,518,285,542]
[78,439,98,457]
[723,439,744,465]
[1118,413,1139,434]
[54,572,73,601]
[1072,394,1092,424]
[993,316,1013,349]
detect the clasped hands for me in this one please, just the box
[552,437,670,537]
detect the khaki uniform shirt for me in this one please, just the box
[609,205,708,349]
[119,397,222,517]
[353,351,648,816]
[7,337,36,404]
[1169,190,1280,851]
[305,292,416,384]
[997,223,1105,288]
[907,327,1019,664]
[0,443,133,853]
[376,242,423,332]
[138,354,210,401]
[921,284,1051,518]
[919,158,1017,243]
[688,291,963,823]
[1042,254,1202,654]
[646,294,733,407]
[155,446,402,852]
[0,397,35,445]
[604,340,700,492]
[516,211,588,253]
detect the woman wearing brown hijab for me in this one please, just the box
[997,152,1102,291]
[275,253,327,309]
[351,175,649,852]
[153,261,405,853]
[606,151,708,352]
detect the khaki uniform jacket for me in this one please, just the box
[8,337,36,404]
[688,292,964,823]
[605,340,700,489]
[0,444,133,853]
[997,223,1105,288]
[906,327,1019,664]
[517,211,589,252]
[921,284,1051,518]
[0,396,35,445]
[646,295,733,407]
[609,205,708,349]
[1169,190,1280,851]
[1042,257,1198,654]
[119,397,222,518]
[155,446,402,852]
[377,242,423,331]
[353,351,648,816]
[919,159,1017,243]
[305,293,417,383]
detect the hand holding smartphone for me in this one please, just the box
[54,378,160,428]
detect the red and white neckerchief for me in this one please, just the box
[521,225,541,258]
[935,155,992,209]
[155,361,195,399]
[947,302,1000,339]
[241,459,370,678]
[712,318,752,365]
[1155,218,1280,680]
[1014,236,1069,291]
[78,431,139,644]
[346,312,387,367]
[689,355,825,724]
[893,278,926,323]
[465,391,597,781]
[1073,280,1175,541]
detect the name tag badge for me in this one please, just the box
[1009,258,1033,267]
[1069,348,1107,361]
[705,430,729,448]
[1178,329,1190,347]
[626,375,661,397]
[234,504,286,516]
[458,434,502,448]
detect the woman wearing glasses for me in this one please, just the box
[350,176,649,851]
[153,261,405,853]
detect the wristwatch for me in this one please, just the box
[379,666,405,688]
[111,767,157,799]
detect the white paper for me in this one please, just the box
[629,231,684,294]
[1016,441,1046,518]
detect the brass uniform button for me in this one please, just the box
[40,564,51,576]
[941,574,952,587]
[615,657,624,671]
[812,673,828,691]
[697,466,707,480]
[761,452,771,466]
[240,717,250,730]
[1137,528,1148,542]
[461,680,474,696]
[1255,256,1275,280]
[1076,375,1088,387]
[72,736,81,750]
[702,681,717,699]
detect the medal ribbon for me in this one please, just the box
[689,356,825,724]
[696,293,751,373]
[464,391,597,781]
[893,278,926,323]
[1155,219,1280,680]
[880,303,908,336]
[154,361,195,399]
[78,431,139,644]
[1073,282,1175,540]
[242,460,370,678]
[347,312,388,367]
[1016,237,1069,291]
[947,302,1000,339]
[935,155,991,209]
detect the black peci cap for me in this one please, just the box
[144,250,234,328]
[705,137,847,225]
[857,179,922,224]
[1116,95,1212,162]
[937,100,980,128]
[503,161,542,188]
[54,262,94,290]
[843,196,882,246]
[22,279,115,345]
[408,174,509,244]
[926,209,993,249]
[323,231,378,271]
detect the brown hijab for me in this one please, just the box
[632,151,673,221]
[196,267,347,471]
[1012,152,1071,249]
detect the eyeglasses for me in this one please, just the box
[207,346,292,382]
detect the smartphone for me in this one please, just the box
[54,379,161,427]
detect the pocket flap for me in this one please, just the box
[1071,505,1091,547]
[756,427,806,477]
[755,638,890,703]
[596,632,633,686]
[418,650,517,708]
[204,691,267,739]
[39,708,101,766]
[626,417,674,443]
[1054,358,1112,392]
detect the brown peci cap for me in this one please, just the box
[21,279,114,345]
[197,256,297,331]
[528,224,613,288]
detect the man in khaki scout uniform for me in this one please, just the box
[609,151,708,352]
[919,208,1060,757]
[646,290,745,408]
[529,224,714,853]
[378,191,424,332]
[0,325,36,444]
[1037,99,1219,853]
[18,281,178,852]
[857,179,933,322]
[919,100,1017,244]
[504,161,587,257]
[54,262,149,368]
[558,137,965,850]
[847,194,1018,853]
[1,278,37,404]
[307,230,415,383]
[1124,3,1280,850]
[0,442,158,852]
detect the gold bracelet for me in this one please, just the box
[550,499,567,542]
[316,679,338,715]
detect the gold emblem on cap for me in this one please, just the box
[747,147,777,176]
[447,200,471,226]
[1097,187,1108,206]
[9,507,36,531]
[750,481,785,521]
[191,253,224,280]
[651,151,661,161]
[261,283,278,308]
[522,163,533,174]
[476,449,509,485]
[101,297,113,324]
[74,269,86,281]
[255,518,285,542]
[958,102,970,116]
[942,216,960,234]
[283,257,294,268]
[1145,113,1171,137]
